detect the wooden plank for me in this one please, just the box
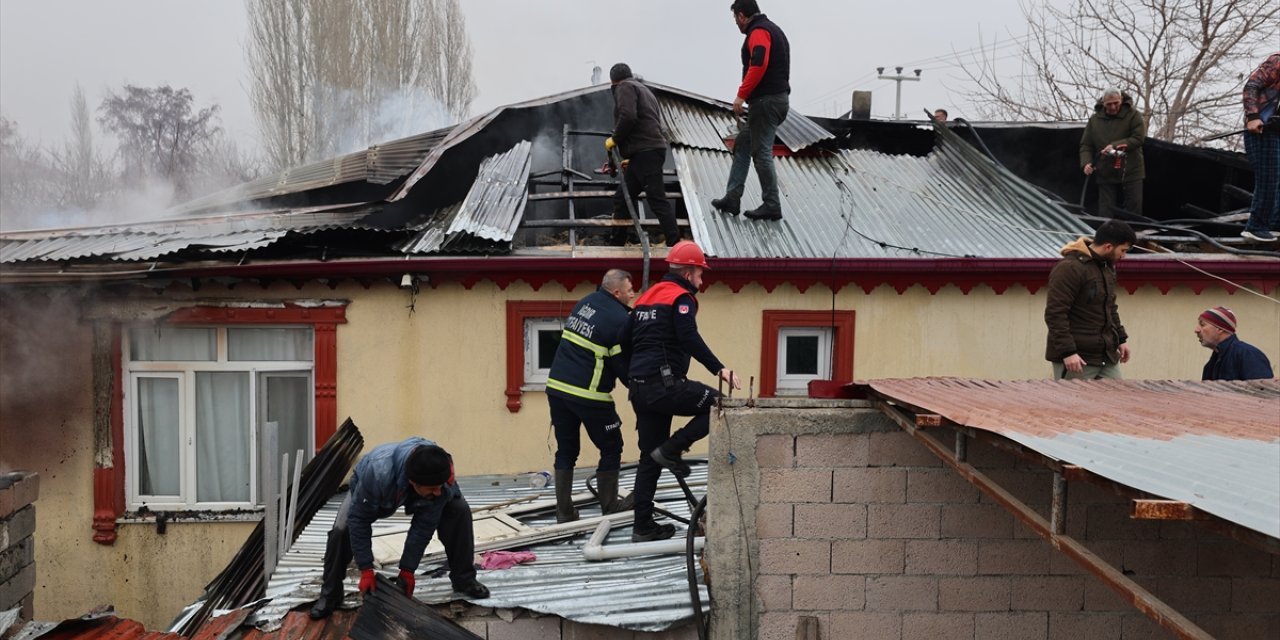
[529,190,684,202]
[915,414,943,428]
[1131,499,1207,521]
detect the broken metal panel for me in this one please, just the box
[863,377,1280,540]
[655,92,834,152]
[397,202,463,255]
[443,141,533,245]
[348,575,482,640]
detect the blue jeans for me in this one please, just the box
[1244,130,1280,232]
[724,93,789,210]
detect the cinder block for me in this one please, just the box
[1084,503,1159,541]
[1196,538,1273,577]
[796,433,869,468]
[867,504,940,540]
[456,619,489,639]
[829,611,902,639]
[980,469,1049,509]
[643,623,699,639]
[759,539,831,575]
[1119,613,1168,640]
[0,561,36,611]
[938,577,1011,611]
[906,469,980,504]
[901,612,974,640]
[756,503,793,539]
[562,619,633,639]
[0,536,34,583]
[868,431,941,468]
[1081,579,1129,612]
[832,539,905,575]
[940,504,1014,539]
[1009,576,1083,612]
[965,440,1019,469]
[905,540,976,576]
[975,612,1047,640]
[756,435,794,469]
[833,468,907,504]
[755,575,792,612]
[758,612,829,640]
[0,473,39,520]
[865,576,937,612]
[794,503,867,539]
[759,469,831,504]
[792,574,866,611]
[1194,612,1277,640]
[1046,613,1121,640]
[0,506,36,549]
[1121,539,1195,577]
[1231,577,1280,612]
[1153,576,1230,613]
[1047,549,1088,576]
[977,539,1052,575]
[487,615,559,640]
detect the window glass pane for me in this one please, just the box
[785,335,820,375]
[536,328,561,370]
[137,377,181,496]
[196,372,250,503]
[130,327,214,361]
[229,328,313,361]
[258,373,311,503]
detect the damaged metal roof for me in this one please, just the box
[862,377,1280,539]
[442,140,532,244]
[656,91,834,152]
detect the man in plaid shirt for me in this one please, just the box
[1241,53,1280,242]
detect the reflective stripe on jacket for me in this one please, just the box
[546,288,632,405]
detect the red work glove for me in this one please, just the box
[358,568,377,594]
[396,569,416,597]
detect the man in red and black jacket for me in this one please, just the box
[626,241,741,542]
[711,0,791,222]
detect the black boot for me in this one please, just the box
[555,469,579,523]
[595,470,634,514]
[711,195,741,215]
[309,528,349,619]
[650,444,692,478]
[632,519,676,542]
[744,204,782,221]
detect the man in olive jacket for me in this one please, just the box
[605,63,679,246]
[1044,220,1137,380]
[1080,89,1146,218]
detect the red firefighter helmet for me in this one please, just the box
[666,240,710,269]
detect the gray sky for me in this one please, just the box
[1,0,1029,152]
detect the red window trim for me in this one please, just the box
[759,310,855,398]
[505,300,574,413]
[93,304,347,545]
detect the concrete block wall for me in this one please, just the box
[0,472,39,622]
[707,403,1280,640]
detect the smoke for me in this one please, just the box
[0,176,180,232]
[326,84,458,158]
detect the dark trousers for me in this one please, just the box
[725,93,790,210]
[628,378,720,523]
[613,148,679,245]
[1097,180,1143,218]
[1244,130,1280,232]
[549,395,624,472]
[317,491,478,599]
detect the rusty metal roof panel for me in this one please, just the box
[864,377,1280,538]
[675,138,1090,259]
[657,93,834,152]
[443,141,532,245]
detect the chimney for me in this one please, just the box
[850,91,872,120]
[0,472,39,625]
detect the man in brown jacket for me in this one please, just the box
[1044,220,1137,380]
[605,63,679,247]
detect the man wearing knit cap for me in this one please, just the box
[1195,306,1274,381]
[310,437,489,619]
[604,62,680,246]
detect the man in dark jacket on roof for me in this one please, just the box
[605,63,680,247]
[309,437,489,619]
[545,268,636,523]
[1044,219,1137,380]
[711,0,791,222]
[1080,89,1146,219]
[1195,306,1274,381]
[1240,53,1280,242]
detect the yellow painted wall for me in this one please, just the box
[2,275,1276,629]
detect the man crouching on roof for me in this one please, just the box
[310,437,489,619]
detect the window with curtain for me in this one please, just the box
[127,325,314,510]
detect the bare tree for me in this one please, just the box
[245,0,477,170]
[0,116,60,228]
[50,84,110,209]
[960,0,1279,143]
[97,84,222,196]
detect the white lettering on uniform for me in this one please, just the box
[565,315,595,339]
[579,304,597,320]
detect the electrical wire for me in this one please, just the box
[686,494,709,640]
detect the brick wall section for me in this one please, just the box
[0,472,39,622]
[710,405,1280,640]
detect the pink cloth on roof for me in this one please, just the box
[479,550,537,570]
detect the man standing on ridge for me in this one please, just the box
[627,240,741,542]
[711,0,791,222]
[1079,88,1146,219]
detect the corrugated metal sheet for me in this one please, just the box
[0,205,378,264]
[864,377,1280,538]
[398,202,463,255]
[228,464,708,634]
[657,94,834,152]
[675,125,1091,259]
[443,141,533,244]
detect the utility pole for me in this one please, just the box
[876,66,921,120]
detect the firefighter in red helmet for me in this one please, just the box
[625,241,741,541]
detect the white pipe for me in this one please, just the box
[582,519,705,561]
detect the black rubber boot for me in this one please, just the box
[711,195,741,215]
[632,519,676,542]
[744,204,783,221]
[309,528,349,619]
[596,470,634,514]
[555,469,579,523]
[650,444,692,478]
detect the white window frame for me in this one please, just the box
[522,317,564,389]
[123,325,314,511]
[776,327,833,395]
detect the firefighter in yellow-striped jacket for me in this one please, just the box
[545,268,636,523]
